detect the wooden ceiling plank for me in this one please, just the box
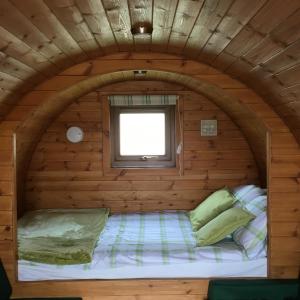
[226,57,257,83]
[184,0,234,58]
[272,101,298,116]
[214,1,300,71]
[248,72,284,99]
[128,0,153,51]
[101,0,134,51]
[285,100,300,113]
[0,51,39,81]
[151,0,178,52]
[198,0,267,64]
[279,84,300,102]
[248,0,300,35]
[231,11,300,99]
[212,25,263,71]
[0,26,59,77]
[243,39,300,91]
[75,0,118,53]
[271,9,300,45]
[222,44,299,110]
[10,0,88,64]
[242,14,300,68]
[0,71,24,90]
[275,64,300,88]
[44,0,103,58]
[242,36,284,66]
[260,40,300,75]
[168,0,205,54]
[0,1,69,67]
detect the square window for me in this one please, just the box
[110,106,176,168]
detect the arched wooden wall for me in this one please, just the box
[0,53,298,300]
[25,81,260,212]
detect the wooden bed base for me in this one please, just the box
[12,279,209,300]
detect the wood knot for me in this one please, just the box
[119,169,127,176]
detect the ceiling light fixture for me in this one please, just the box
[131,22,153,36]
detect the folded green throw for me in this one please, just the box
[18,208,109,265]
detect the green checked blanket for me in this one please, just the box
[18,208,109,265]
[98,211,251,267]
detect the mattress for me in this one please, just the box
[18,211,267,280]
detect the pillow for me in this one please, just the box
[189,188,236,231]
[243,195,267,216]
[195,207,255,246]
[232,211,267,259]
[232,185,266,206]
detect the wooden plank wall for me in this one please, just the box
[0,54,298,299]
[25,81,259,212]
[0,120,16,284]
[268,132,300,278]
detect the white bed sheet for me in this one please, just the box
[18,211,267,281]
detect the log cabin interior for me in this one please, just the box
[0,0,299,299]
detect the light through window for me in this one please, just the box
[120,113,165,156]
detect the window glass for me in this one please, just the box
[120,113,165,156]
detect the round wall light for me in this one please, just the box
[66,126,84,143]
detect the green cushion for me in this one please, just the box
[195,207,255,246]
[189,188,236,231]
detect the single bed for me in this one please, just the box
[18,211,267,281]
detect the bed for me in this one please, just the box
[18,210,267,281]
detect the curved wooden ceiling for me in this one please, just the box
[0,0,300,142]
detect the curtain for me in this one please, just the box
[109,95,178,106]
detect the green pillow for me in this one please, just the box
[195,207,255,246]
[189,188,236,231]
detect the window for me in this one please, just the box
[110,105,176,168]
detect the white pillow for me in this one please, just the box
[233,185,266,206]
[244,195,267,216]
[232,211,267,259]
